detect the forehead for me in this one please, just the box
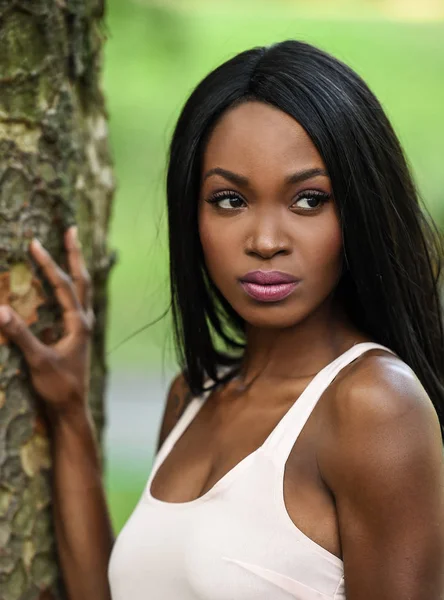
[202,101,326,175]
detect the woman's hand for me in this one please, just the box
[0,226,95,420]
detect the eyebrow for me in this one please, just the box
[202,167,329,186]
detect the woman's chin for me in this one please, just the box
[236,305,308,330]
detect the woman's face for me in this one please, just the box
[198,101,343,329]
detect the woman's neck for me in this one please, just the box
[239,301,368,385]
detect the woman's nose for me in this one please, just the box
[245,214,291,259]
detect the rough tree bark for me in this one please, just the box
[0,1,116,598]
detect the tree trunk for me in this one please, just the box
[0,1,116,598]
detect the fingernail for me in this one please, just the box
[71,226,78,242]
[0,306,11,326]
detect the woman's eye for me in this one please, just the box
[292,192,331,211]
[208,193,245,209]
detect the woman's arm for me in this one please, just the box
[50,408,114,600]
[319,353,444,599]
[0,228,113,599]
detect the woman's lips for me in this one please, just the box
[241,270,298,285]
[240,281,299,302]
[239,271,300,302]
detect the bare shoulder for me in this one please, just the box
[327,349,439,433]
[156,372,194,452]
[316,350,444,597]
[318,348,443,491]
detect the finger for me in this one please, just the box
[0,305,51,368]
[29,238,82,315]
[29,238,83,335]
[65,227,93,311]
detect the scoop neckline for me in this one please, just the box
[145,445,261,509]
[144,341,393,509]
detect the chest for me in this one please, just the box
[111,458,345,600]
[148,379,342,561]
[150,379,324,503]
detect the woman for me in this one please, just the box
[0,40,443,599]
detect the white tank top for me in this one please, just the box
[108,342,395,599]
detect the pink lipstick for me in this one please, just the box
[240,271,300,303]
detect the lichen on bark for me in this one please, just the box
[0,1,116,598]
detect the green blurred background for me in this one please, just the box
[103,0,444,532]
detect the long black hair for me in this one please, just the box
[166,40,444,434]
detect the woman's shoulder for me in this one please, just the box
[317,347,442,489]
[316,349,444,594]
[156,372,194,451]
[155,364,239,451]
[327,348,433,429]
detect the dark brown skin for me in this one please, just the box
[156,372,193,450]
[153,101,444,599]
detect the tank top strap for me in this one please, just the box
[152,367,233,474]
[262,342,397,464]
[151,389,210,475]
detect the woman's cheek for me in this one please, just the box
[296,226,343,295]
[199,215,227,272]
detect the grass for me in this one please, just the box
[106,461,153,533]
